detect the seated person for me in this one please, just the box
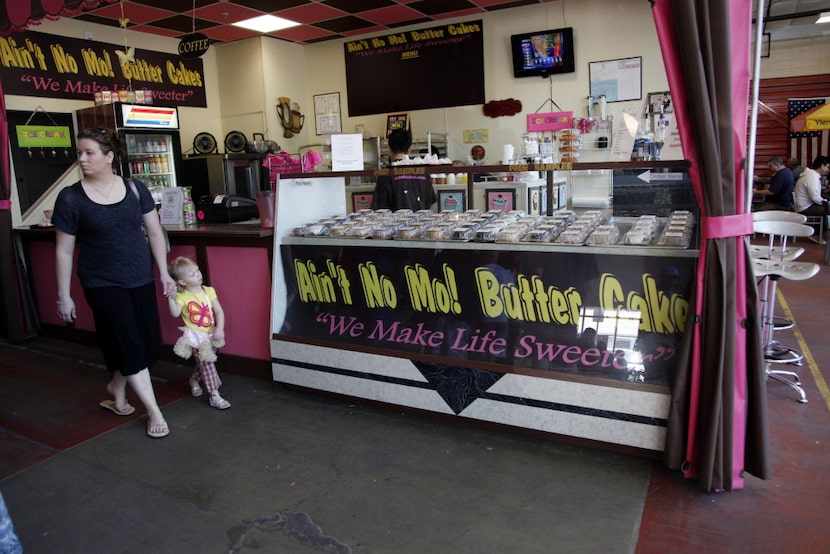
[371,128,436,211]
[793,155,830,237]
[752,156,794,211]
[786,157,805,182]
[793,155,830,217]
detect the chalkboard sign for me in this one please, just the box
[8,110,77,214]
[344,20,485,117]
[385,113,409,136]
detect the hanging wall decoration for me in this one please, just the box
[483,98,522,118]
[276,97,305,138]
[16,107,71,158]
[178,0,209,58]
[115,0,135,87]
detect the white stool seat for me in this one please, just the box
[752,211,807,224]
[749,244,804,261]
[752,220,813,264]
[752,219,814,239]
[753,259,821,281]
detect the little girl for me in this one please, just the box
[167,256,231,409]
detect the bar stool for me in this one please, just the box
[752,220,820,403]
[750,211,806,262]
[751,212,806,333]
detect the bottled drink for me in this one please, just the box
[632,110,652,161]
[182,187,196,225]
[653,118,667,160]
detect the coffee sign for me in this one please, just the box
[178,33,210,59]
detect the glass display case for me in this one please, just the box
[266,160,696,454]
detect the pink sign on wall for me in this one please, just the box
[527,111,572,132]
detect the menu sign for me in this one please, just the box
[0,31,207,107]
[344,20,484,117]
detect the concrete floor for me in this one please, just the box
[1,338,652,554]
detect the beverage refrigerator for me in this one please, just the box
[76,103,183,204]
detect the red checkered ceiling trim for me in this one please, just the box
[3,0,555,45]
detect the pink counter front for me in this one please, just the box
[16,222,274,378]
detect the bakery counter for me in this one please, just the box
[16,221,274,378]
[281,234,699,257]
[268,174,698,455]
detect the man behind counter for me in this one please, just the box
[371,128,436,211]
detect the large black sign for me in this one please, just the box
[344,20,485,117]
[0,31,207,107]
[279,242,695,386]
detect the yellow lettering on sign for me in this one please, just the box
[475,268,581,325]
[50,44,78,74]
[598,272,689,335]
[404,263,461,314]
[0,38,34,69]
[358,261,397,309]
[81,48,114,77]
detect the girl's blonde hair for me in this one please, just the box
[168,256,198,289]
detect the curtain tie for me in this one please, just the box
[700,213,753,239]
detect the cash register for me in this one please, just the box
[198,194,259,223]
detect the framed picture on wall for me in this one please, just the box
[352,192,374,212]
[528,187,541,215]
[552,182,566,211]
[314,92,342,135]
[647,91,672,114]
[589,56,642,102]
[438,189,466,213]
[487,189,515,213]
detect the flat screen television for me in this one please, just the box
[510,27,575,78]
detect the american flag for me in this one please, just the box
[788,97,829,166]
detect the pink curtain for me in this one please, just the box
[0,78,40,340]
[0,0,111,340]
[652,0,769,491]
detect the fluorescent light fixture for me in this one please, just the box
[232,15,300,33]
[817,12,830,24]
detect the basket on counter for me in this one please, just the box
[263,150,323,185]
[264,152,304,183]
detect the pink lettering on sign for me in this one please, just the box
[527,111,573,132]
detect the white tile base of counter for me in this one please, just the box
[271,339,670,452]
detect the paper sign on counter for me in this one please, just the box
[160,187,184,225]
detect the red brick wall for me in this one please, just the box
[752,74,830,177]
